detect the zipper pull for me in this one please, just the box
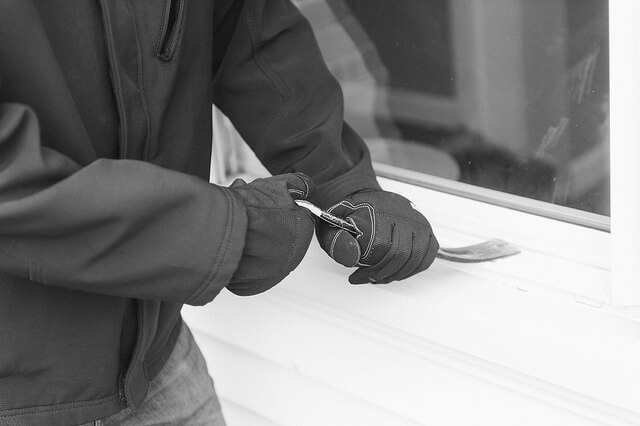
[118,370,128,404]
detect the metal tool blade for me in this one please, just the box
[295,199,361,234]
[437,239,521,263]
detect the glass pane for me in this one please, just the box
[296,0,610,217]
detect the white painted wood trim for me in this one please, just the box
[378,178,612,304]
[610,0,640,305]
[184,230,639,424]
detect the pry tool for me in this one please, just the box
[295,199,520,263]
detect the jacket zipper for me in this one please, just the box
[118,300,145,406]
[98,0,128,159]
[117,370,127,404]
[155,0,186,61]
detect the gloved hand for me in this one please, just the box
[316,189,439,284]
[227,173,316,296]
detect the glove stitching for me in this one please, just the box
[288,188,305,198]
[329,201,376,260]
[329,229,343,259]
[300,176,310,198]
[281,214,303,277]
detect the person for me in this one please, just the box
[0,0,439,424]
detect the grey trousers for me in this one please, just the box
[83,322,226,426]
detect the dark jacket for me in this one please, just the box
[0,0,378,424]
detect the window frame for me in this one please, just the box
[609,0,640,305]
[374,163,610,231]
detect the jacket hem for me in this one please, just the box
[0,393,124,426]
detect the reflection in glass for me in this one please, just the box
[297,0,610,216]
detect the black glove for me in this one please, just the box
[316,189,439,284]
[227,173,316,296]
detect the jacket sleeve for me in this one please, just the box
[212,0,381,208]
[0,103,247,305]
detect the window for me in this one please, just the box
[300,0,611,230]
[211,0,640,306]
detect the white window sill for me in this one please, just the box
[378,177,614,308]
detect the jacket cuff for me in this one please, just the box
[313,149,381,209]
[185,187,248,305]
